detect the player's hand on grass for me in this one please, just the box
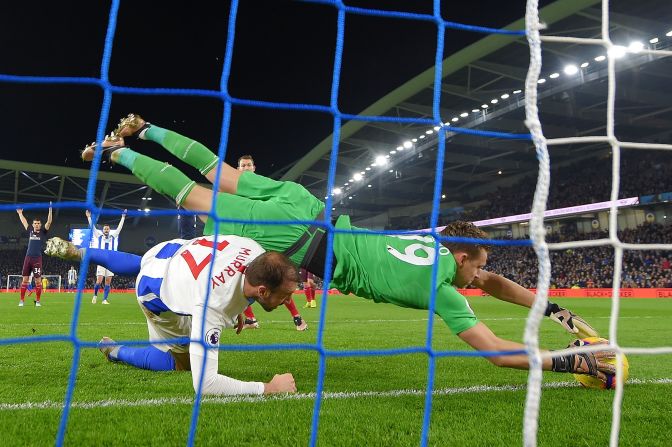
[545,302,598,338]
[264,373,296,394]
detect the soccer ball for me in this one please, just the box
[572,337,629,390]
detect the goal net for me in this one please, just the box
[5,275,62,293]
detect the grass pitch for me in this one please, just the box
[0,292,670,446]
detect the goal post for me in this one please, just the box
[5,275,62,293]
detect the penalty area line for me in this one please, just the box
[1,378,670,411]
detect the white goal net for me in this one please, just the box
[5,275,62,293]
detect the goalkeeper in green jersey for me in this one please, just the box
[80,114,614,383]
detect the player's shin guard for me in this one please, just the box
[122,150,196,206]
[144,125,220,176]
[103,285,111,301]
[115,346,176,371]
[284,298,300,317]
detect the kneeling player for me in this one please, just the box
[46,236,297,396]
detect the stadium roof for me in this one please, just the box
[3,0,670,226]
[276,0,672,221]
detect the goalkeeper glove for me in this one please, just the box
[551,339,616,380]
[545,302,598,338]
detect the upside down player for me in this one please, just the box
[45,235,298,396]
[236,154,308,331]
[80,115,615,383]
[16,203,52,307]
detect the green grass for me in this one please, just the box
[0,292,670,446]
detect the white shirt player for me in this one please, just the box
[87,212,125,277]
[87,214,125,250]
[67,268,77,284]
[136,234,266,395]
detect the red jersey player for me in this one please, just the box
[16,202,53,307]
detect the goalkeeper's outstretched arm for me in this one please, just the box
[458,322,614,381]
[472,271,598,338]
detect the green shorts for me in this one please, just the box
[204,171,325,265]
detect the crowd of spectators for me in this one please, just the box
[390,152,671,229]
[485,223,672,289]
[0,249,137,290]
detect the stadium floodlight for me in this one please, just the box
[460,112,468,117]
[594,55,606,62]
[444,121,451,126]
[396,146,403,151]
[366,166,371,170]
[549,73,560,79]
[367,184,372,188]
[388,169,394,173]
[385,155,390,158]
[451,117,458,122]
[472,109,480,113]
[433,126,440,131]
[349,178,354,182]
[344,182,349,185]
[353,173,363,181]
[419,135,425,139]
[411,138,418,142]
[498,170,502,175]
[403,141,413,149]
[628,41,644,53]
[359,171,365,175]
[375,155,387,165]
[348,196,352,200]
[426,129,433,134]
[513,90,522,94]
[563,64,579,75]
[537,78,546,84]
[580,62,589,68]
[144,208,150,212]
[608,45,627,58]
[501,93,510,99]
[667,30,672,37]
[389,150,396,155]
[490,99,498,104]
[370,163,376,167]
[650,37,659,44]
[481,104,489,108]
[441,194,446,199]
[333,187,342,195]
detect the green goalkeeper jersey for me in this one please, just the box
[330,216,479,335]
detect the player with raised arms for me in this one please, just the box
[79,115,615,383]
[86,208,126,304]
[16,202,52,307]
[45,234,298,396]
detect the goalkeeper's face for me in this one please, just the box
[453,248,487,288]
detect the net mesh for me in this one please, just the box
[0,1,671,446]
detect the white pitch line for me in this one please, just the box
[0,315,663,328]
[0,378,670,412]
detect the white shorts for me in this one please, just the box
[139,304,191,354]
[68,280,76,285]
[96,266,115,277]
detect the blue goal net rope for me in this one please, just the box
[0,1,592,446]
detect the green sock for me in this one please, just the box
[145,125,219,175]
[126,150,196,205]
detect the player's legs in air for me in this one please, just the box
[82,122,324,269]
